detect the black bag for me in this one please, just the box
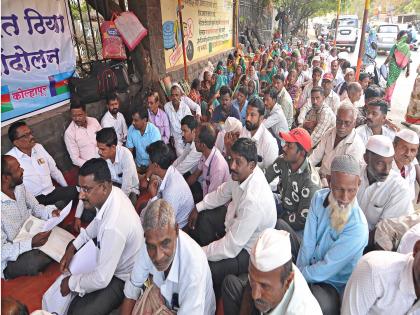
[69,76,100,104]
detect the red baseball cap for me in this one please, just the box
[322,73,334,81]
[279,128,313,152]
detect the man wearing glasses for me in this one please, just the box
[6,120,78,206]
[309,102,365,188]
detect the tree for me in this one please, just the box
[272,0,336,39]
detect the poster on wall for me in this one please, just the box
[161,0,233,70]
[1,0,76,122]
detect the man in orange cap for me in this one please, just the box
[265,128,321,235]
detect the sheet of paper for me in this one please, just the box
[39,227,75,262]
[13,216,45,243]
[69,239,98,275]
[42,273,76,315]
[42,202,72,232]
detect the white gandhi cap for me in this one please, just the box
[396,129,419,145]
[366,135,395,157]
[225,117,242,133]
[250,229,292,272]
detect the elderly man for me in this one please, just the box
[147,91,171,144]
[392,129,420,201]
[164,85,195,156]
[298,86,336,147]
[265,128,321,232]
[222,229,322,315]
[126,107,161,172]
[310,101,366,187]
[225,98,279,170]
[187,123,230,198]
[335,68,356,101]
[1,155,58,279]
[144,141,194,229]
[46,159,144,314]
[101,93,128,146]
[64,102,101,167]
[297,155,369,315]
[272,73,294,128]
[172,115,202,175]
[358,135,413,232]
[188,138,277,296]
[356,99,395,146]
[346,82,363,107]
[342,240,420,315]
[7,121,78,206]
[120,199,216,314]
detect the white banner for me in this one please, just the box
[1,0,76,122]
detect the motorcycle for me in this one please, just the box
[362,54,387,88]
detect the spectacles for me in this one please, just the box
[15,131,33,140]
[336,119,353,127]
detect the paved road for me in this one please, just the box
[346,36,419,124]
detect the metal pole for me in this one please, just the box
[235,0,239,48]
[177,0,188,81]
[356,0,370,81]
[333,0,341,47]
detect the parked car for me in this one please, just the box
[377,24,399,52]
[315,23,329,38]
[329,15,359,52]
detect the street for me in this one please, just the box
[346,36,419,124]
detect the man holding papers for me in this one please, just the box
[1,155,60,279]
[47,158,144,315]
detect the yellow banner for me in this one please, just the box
[161,0,234,70]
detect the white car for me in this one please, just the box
[330,15,359,52]
[377,24,399,52]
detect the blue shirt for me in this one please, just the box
[232,99,248,125]
[296,188,368,293]
[126,122,161,167]
[211,104,240,124]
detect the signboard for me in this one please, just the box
[1,0,76,122]
[161,0,234,70]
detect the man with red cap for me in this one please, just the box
[265,128,321,234]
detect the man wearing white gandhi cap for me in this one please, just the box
[357,134,414,231]
[222,229,321,315]
[391,128,420,201]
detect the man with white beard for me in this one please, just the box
[296,155,368,315]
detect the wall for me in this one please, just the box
[1,84,141,171]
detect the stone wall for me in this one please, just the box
[1,84,141,172]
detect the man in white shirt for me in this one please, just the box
[321,73,341,114]
[392,129,420,201]
[143,141,195,229]
[50,158,144,315]
[1,155,58,279]
[310,102,365,187]
[225,97,278,170]
[164,85,197,156]
[172,115,202,176]
[96,128,139,202]
[272,74,294,128]
[100,93,128,145]
[358,135,413,232]
[187,138,277,297]
[297,66,323,109]
[222,229,322,315]
[346,82,363,107]
[120,199,216,315]
[330,59,344,89]
[7,121,78,206]
[64,102,101,167]
[341,240,420,315]
[356,99,396,146]
[262,88,289,143]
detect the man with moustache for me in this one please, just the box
[47,158,144,314]
[391,129,420,201]
[297,155,368,315]
[188,138,277,297]
[1,155,59,279]
[222,229,322,315]
[120,199,216,314]
[101,93,128,145]
[310,102,365,187]
[7,121,78,206]
[358,135,413,232]
[272,74,294,129]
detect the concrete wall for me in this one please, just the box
[1,84,141,172]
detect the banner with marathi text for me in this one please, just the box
[161,0,234,70]
[1,0,76,122]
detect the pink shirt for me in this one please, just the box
[198,147,230,196]
[64,117,101,167]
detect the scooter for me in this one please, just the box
[363,54,387,88]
